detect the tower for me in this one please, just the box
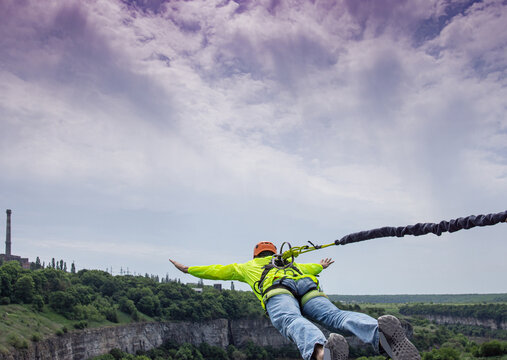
[5,209,11,256]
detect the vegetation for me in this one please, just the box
[87,338,507,360]
[2,260,507,359]
[90,340,300,360]
[0,261,263,325]
[0,260,263,353]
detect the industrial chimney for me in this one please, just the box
[5,209,11,256]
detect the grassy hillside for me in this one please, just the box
[0,304,142,354]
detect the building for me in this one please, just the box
[0,209,30,269]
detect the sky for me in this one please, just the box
[0,0,506,295]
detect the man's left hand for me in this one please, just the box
[320,258,334,269]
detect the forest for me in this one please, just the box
[0,259,263,324]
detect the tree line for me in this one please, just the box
[0,260,264,327]
[91,340,300,360]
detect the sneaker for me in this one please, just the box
[378,315,421,360]
[324,333,349,360]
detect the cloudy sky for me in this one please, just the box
[1,0,506,294]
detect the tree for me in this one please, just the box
[0,262,22,298]
[51,258,56,269]
[71,262,76,274]
[49,290,77,316]
[32,294,44,311]
[14,274,35,303]
[31,256,42,270]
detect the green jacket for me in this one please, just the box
[188,256,323,308]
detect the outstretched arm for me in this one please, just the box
[170,259,189,273]
[320,258,334,269]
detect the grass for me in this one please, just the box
[0,304,143,352]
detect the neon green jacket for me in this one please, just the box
[188,256,323,307]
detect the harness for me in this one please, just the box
[254,253,327,308]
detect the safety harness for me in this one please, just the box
[254,244,327,308]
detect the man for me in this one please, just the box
[170,241,420,360]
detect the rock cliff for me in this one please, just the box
[423,315,507,330]
[0,317,405,360]
[0,319,291,360]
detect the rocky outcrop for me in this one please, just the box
[422,315,507,330]
[0,318,412,360]
[0,319,288,360]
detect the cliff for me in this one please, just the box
[422,315,507,330]
[0,318,407,360]
[0,319,291,360]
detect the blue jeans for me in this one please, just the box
[265,278,379,360]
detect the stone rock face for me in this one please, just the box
[0,318,413,360]
[229,318,292,348]
[423,315,507,330]
[0,320,265,360]
[0,321,230,360]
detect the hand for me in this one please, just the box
[169,259,189,273]
[320,258,334,269]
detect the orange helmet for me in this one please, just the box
[253,241,277,258]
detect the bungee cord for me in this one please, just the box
[272,210,507,269]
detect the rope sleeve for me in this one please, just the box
[336,210,507,246]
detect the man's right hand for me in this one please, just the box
[170,259,189,273]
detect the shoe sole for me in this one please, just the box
[378,315,421,360]
[325,333,349,360]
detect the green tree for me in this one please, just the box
[422,347,460,360]
[0,261,22,299]
[477,340,507,357]
[14,274,35,303]
[49,290,77,316]
[31,256,42,270]
[174,344,203,360]
[32,294,44,311]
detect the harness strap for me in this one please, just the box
[262,286,295,305]
[300,289,327,307]
[262,278,323,308]
[254,264,274,295]
[255,261,303,295]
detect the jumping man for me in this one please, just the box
[170,241,420,360]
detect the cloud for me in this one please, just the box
[1,0,506,292]
[1,0,505,212]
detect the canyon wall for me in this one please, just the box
[0,319,292,360]
[422,315,507,330]
[0,317,404,360]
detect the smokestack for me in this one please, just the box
[5,209,11,256]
